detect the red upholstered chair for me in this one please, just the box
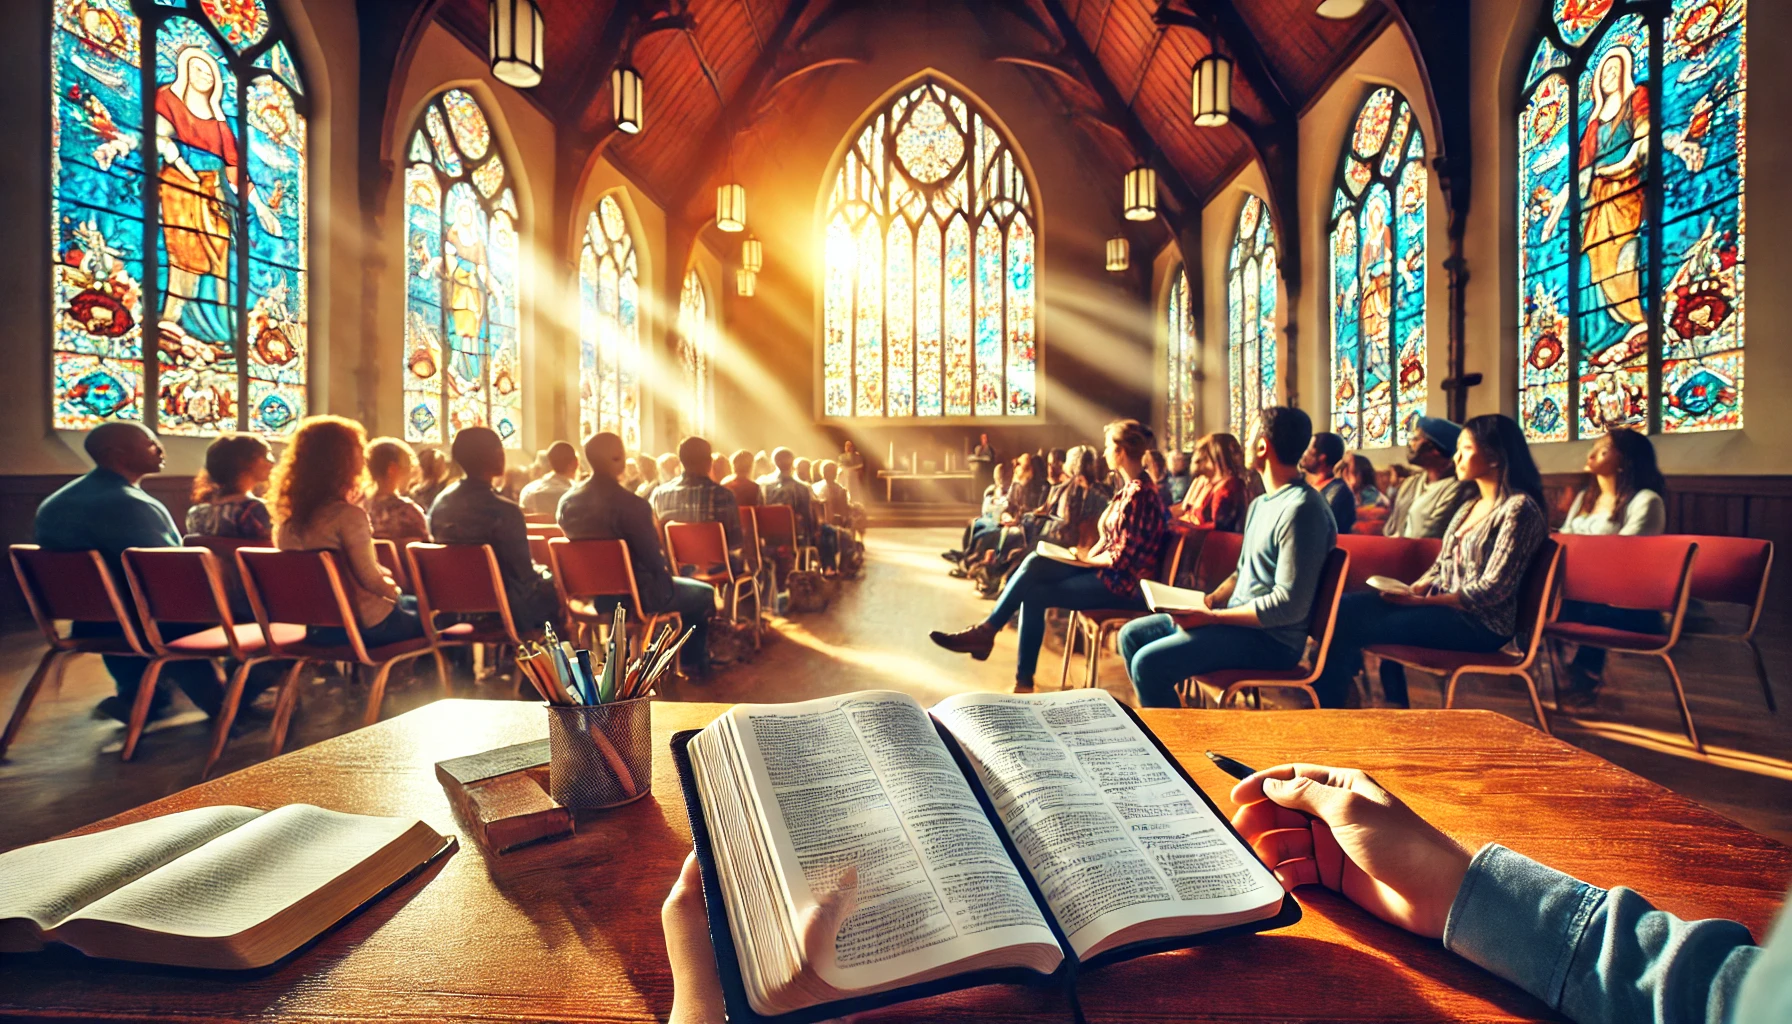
[739,505,774,600]
[1060,530,1191,690]
[1180,548,1352,709]
[753,503,818,575]
[4,546,149,758]
[523,513,556,526]
[1336,535,1442,593]
[405,543,539,691]
[1544,535,1702,749]
[236,548,439,756]
[1673,536,1775,711]
[121,547,306,777]
[548,538,683,666]
[666,521,761,647]
[1368,540,1563,732]
[373,538,409,592]
[1188,529,1244,591]
[183,534,260,615]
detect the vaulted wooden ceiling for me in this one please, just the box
[428,0,1389,228]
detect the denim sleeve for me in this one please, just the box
[1443,844,1762,1024]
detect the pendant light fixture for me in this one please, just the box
[741,235,763,274]
[736,269,757,297]
[489,0,544,89]
[1105,236,1131,272]
[1314,0,1369,19]
[1123,165,1158,221]
[717,183,747,233]
[611,66,643,134]
[1192,53,1232,127]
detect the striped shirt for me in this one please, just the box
[1423,492,1548,637]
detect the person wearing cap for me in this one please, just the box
[1384,416,1477,540]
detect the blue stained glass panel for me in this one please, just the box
[1330,216,1361,449]
[1006,214,1036,416]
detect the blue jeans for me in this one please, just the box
[984,552,1142,681]
[309,595,425,650]
[1557,599,1665,678]
[1319,592,1508,708]
[663,577,717,668]
[1119,616,1302,708]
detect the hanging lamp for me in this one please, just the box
[1314,0,1369,19]
[611,66,643,134]
[1106,236,1130,272]
[736,269,757,296]
[488,0,544,88]
[717,183,747,233]
[1123,165,1158,221]
[1192,53,1232,127]
[741,236,763,273]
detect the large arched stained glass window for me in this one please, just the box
[1331,88,1427,450]
[1518,0,1745,441]
[678,270,713,436]
[577,195,640,450]
[403,89,522,447]
[822,78,1037,419]
[51,0,309,436]
[1227,195,1278,441]
[1164,267,1197,451]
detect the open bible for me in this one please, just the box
[677,689,1293,1022]
[0,804,453,969]
[1034,541,1095,566]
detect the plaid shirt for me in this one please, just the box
[759,471,815,543]
[651,475,742,549]
[365,491,429,542]
[1089,477,1167,597]
[1423,492,1547,637]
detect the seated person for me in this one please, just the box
[931,419,1165,693]
[35,423,225,720]
[651,436,745,573]
[813,460,865,568]
[1142,448,1171,502]
[364,436,430,544]
[518,441,579,516]
[185,434,274,540]
[720,449,762,509]
[1302,431,1356,533]
[1384,416,1477,539]
[961,456,1048,567]
[761,447,839,574]
[1174,432,1249,533]
[1163,449,1194,505]
[709,454,731,485]
[409,447,451,511]
[271,416,423,648]
[1341,453,1391,536]
[1032,445,1110,548]
[427,427,560,631]
[560,432,717,674]
[1118,407,1337,708]
[1317,414,1548,708]
[650,453,682,497]
[946,462,1011,563]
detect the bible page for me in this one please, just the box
[0,805,263,950]
[932,690,1281,959]
[726,691,1062,993]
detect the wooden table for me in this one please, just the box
[2,700,1786,1023]
[877,470,976,502]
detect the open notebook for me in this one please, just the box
[676,689,1295,1022]
[0,804,453,969]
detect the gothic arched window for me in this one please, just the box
[1227,195,1278,441]
[52,0,310,436]
[822,77,1037,419]
[1330,87,1427,449]
[1164,266,1197,451]
[1518,0,1745,441]
[577,194,640,450]
[402,88,522,446]
[678,270,713,437]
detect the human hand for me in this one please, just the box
[1230,764,1472,940]
[1171,607,1217,630]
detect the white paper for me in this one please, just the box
[1141,580,1208,614]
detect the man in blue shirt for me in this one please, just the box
[428,427,559,631]
[34,422,224,720]
[559,432,716,675]
[1118,407,1338,708]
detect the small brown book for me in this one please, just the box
[435,739,572,853]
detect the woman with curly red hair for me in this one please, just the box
[269,416,423,647]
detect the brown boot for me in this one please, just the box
[1012,676,1035,693]
[930,622,997,661]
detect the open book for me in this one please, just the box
[1141,579,1209,614]
[0,804,453,969]
[679,689,1291,1021]
[1034,540,1094,566]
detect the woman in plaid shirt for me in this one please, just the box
[931,420,1165,691]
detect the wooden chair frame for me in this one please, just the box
[405,542,532,690]
[1178,548,1352,710]
[1672,537,1776,712]
[665,521,761,649]
[547,538,684,673]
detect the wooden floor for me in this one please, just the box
[2,527,1788,852]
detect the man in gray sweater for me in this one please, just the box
[1119,407,1338,707]
[1385,416,1477,539]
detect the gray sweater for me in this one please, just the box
[1228,480,1339,652]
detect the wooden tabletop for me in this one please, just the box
[1,699,1786,1023]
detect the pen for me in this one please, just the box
[1205,750,1258,781]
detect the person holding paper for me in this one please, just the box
[1117,407,1337,708]
[930,420,1165,693]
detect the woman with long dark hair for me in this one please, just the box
[186,434,274,539]
[1557,428,1669,704]
[1313,414,1548,707]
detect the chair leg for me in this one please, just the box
[1442,668,1463,710]
[203,660,253,780]
[432,648,452,693]
[1084,624,1103,689]
[121,659,167,762]
[1519,670,1551,735]
[267,660,306,758]
[364,658,405,727]
[1746,639,1776,712]
[1,650,61,759]
[1544,639,1570,709]
[1658,653,1703,753]
[1058,613,1079,690]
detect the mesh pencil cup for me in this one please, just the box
[546,698,654,810]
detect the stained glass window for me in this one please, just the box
[677,270,713,436]
[403,89,522,447]
[51,0,309,436]
[822,79,1038,419]
[1330,87,1427,450]
[1164,267,1197,451]
[577,195,640,450]
[1518,0,1745,441]
[1227,195,1278,440]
